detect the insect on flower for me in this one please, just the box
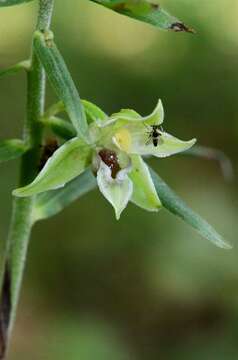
[14,99,197,220]
[145,124,164,147]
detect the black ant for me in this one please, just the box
[145,124,164,147]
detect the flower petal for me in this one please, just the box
[141,99,164,126]
[97,160,133,220]
[138,132,196,157]
[13,138,92,197]
[82,99,108,123]
[129,155,162,212]
[97,109,140,128]
[115,123,196,157]
[99,99,164,128]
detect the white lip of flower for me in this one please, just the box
[96,158,133,220]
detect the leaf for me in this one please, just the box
[150,168,231,249]
[90,0,194,33]
[33,169,97,221]
[34,30,88,142]
[0,139,28,163]
[0,60,30,79]
[13,138,92,197]
[42,116,76,140]
[0,0,33,6]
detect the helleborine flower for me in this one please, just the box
[13,99,196,219]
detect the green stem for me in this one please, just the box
[2,0,55,354]
[37,0,55,30]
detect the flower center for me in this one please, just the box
[114,128,132,153]
[98,149,121,179]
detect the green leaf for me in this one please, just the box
[34,30,88,142]
[33,169,97,221]
[42,99,107,139]
[150,168,231,249]
[13,138,92,197]
[0,60,30,79]
[0,0,33,7]
[42,116,76,140]
[91,0,194,33]
[0,139,28,163]
[44,101,65,118]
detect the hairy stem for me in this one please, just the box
[37,0,54,30]
[1,0,55,356]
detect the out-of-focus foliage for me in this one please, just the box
[0,139,27,162]
[0,0,237,359]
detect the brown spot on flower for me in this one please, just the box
[99,149,121,179]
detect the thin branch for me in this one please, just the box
[0,1,55,358]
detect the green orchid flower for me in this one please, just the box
[13,99,196,219]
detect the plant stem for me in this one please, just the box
[2,0,55,354]
[37,0,55,30]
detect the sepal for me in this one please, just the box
[129,155,162,211]
[13,138,91,197]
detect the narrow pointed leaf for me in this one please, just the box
[0,0,33,6]
[150,168,231,249]
[42,116,76,140]
[0,60,30,79]
[33,169,97,222]
[34,30,88,141]
[91,0,194,33]
[13,138,92,197]
[0,139,28,163]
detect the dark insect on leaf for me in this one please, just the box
[90,0,195,33]
[170,22,195,33]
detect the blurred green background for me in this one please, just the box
[0,0,238,359]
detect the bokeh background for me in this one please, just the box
[0,0,238,358]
